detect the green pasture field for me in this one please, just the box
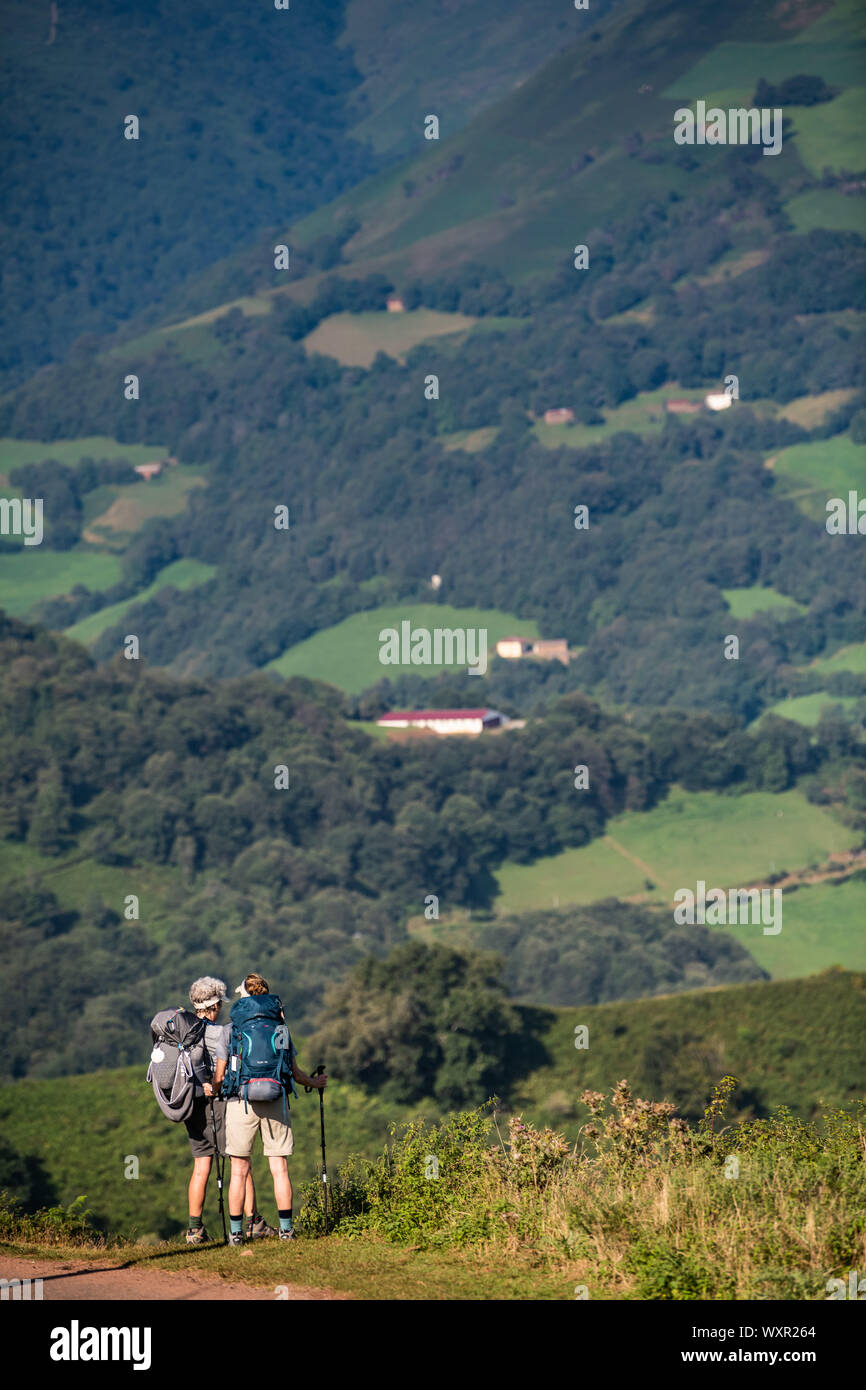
[493,786,859,917]
[770,434,866,521]
[63,558,217,645]
[302,308,476,367]
[722,585,806,619]
[0,548,123,618]
[531,385,707,450]
[663,1,866,97]
[0,436,168,476]
[267,602,542,693]
[707,877,866,980]
[785,187,866,235]
[808,640,866,676]
[789,86,866,177]
[777,388,859,429]
[760,693,863,727]
[106,321,227,368]
[82,467,207,545]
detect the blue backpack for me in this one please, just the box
[223,994,297,1111]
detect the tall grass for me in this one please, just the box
[298,1080,866,1299]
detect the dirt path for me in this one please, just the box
[0,1255,351,1301]
[603,834,666,888]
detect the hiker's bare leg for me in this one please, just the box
[269,1155,291,1210]
[188,1156,212,1219]
[229,1156,250,1214]
[245,1171,257,1218]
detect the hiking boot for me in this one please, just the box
[186,1226,209,1245]
[246,1214,277,1239]
[278,1227,296,1241]
[228,1231,245,1246]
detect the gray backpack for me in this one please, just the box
[147,1008,210,1122]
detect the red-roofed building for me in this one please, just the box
[376,708,504,736]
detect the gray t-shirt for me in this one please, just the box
[193,1021,230,1097]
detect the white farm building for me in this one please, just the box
[376,708,504,736]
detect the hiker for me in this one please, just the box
[224,972,326,1245]
[185,976,276,1245]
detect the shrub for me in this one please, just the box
[0,1192,98,1247]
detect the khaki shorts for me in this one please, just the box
[225,1097,294,1158]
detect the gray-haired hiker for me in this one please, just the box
[185,976,276,1244]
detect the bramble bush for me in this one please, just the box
[298,1079,866,1298]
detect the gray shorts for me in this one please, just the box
[184,1094,226,1158]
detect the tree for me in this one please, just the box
[26,769,74,856]
[311,942,521,1107]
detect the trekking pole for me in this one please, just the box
[304,1064,328,1234]
[210,1096,227,1245]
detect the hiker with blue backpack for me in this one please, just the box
[223,972,326,1245]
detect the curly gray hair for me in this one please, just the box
[189,976,227,1010]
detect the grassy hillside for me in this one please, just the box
[711,877,866,978]
[1,971,862,1241]
[285,0,863,288]
[1,0,627,388]
[339,0,618,157]
[493,785,860,908]
[2,1,862,704]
